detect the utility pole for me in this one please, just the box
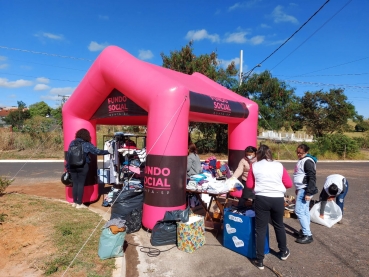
[239,50,243,86]
[58,95,70,106]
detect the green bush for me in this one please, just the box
[353,133,369,149]
[0,176,13,195]
[315,134,359,158]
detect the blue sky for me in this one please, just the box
[1,0,368,118]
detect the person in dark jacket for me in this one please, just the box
[319,174,348,222]
[293,144,318,244]
[66,128,110,209]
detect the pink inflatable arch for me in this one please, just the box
[62,46,258,229]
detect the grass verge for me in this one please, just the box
[0,193,116,276]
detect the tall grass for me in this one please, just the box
[0,127,368,160]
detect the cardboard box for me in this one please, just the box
[223,208,269,259]
[177,215,205,253]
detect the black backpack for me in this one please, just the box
[68,140,85,167]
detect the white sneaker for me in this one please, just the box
[71,203,77,208]
[76,204,88,209]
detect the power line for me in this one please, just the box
[257,0,330,66]
[1,72,80,83]
[270,0,353,71]
[285,79,369,90]
[290,56,369,77]
[0,45,93,62]
[6,57,87,71]
[277,72,369,77]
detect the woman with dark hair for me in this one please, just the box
[246,145,293,270]
[293,143,318,244]
[231,145,257,206]
[187,143,202,178]
[319,174,348,222]
[66,128,110,209]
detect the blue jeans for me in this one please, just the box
[295,189,312,236]
[336,179,349,215]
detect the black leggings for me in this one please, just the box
[70,163,89,205]
[254,195,287,261]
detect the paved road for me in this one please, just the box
[0,160,367,185]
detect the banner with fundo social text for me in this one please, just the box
[91,89,148,120]
[189,91,249,118]
[144,154,187,207]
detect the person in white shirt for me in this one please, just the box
[319,174,348,222]
[246,145,293,270]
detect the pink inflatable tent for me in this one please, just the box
[62,46,258,229]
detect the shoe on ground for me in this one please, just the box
[76,204,88,209]
[294,229,303,238]
[71,203,77,208]
[253,260,264,270]
[279,248,290,261]
[296,235,313,244]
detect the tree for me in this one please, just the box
[50,106,63,127]
[161,41,238,153]
[299,89,357,137]
[4,101,31,130]
[29,101,51,117]
[238,71,301,131]
[355,121,369,132]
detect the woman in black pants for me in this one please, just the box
[246,145,293,270]
[66,128,110,209]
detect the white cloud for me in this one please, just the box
[99,15,109,20]
[49,87,75,95]
[88,41,109,52]
[0,56,7,61]
[138,50,154,60]
[228,0,261,11]
[34,84,50,91]
[271,5,298,24]
[229,2,242,11]
[0,64,8,69]
[36,77,50,84]
[249,35,265,45]
[35,32,64,40]
[40,95,61,101]
[224,32,248,43]
[268,38,287,45]
[9,94,16,98]
[218,57,240,68]
[0,78,33,88]
[224,32,265,45]
[43,32,64,40]
[20,65,32,70]
[260,23,271,28]
[185,29,220,43]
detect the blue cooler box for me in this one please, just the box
[223,208,269,259]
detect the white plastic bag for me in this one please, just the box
[225,178,244,191]
[310,201,342,228]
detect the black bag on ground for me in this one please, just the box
[110,189,144,234]
[150,207,190,246]
[150,220,177,246]
[163,206,190,222]
[68,140,85,167]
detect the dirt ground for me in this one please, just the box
[2,163,369,277]
[1,181,110,277]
